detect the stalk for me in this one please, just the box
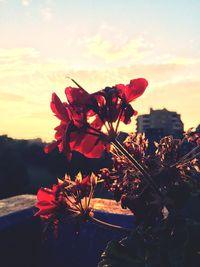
[88,216,131,234]
[115,107,124,133]
[66,76,86,91]
[172,146,200,168]
[112,139,162,197]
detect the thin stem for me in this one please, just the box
[88,216,131,234]
[112,139,162,198]
[64,192,81,210]
[110,122,116,136]
[95,112,110,133]
[180,151,200,165]
[177,153,200,168]
[114,140,153,176]
[67,208,81,214]
[87,124,104,134]
[66,77,86,91]
[73,121,101,137]
[78,191,84,212]
[87,186,94,209]
[115,106,124,133]
[84,196,87,209]
[172,146,200,168]
[84,131,101,137]
[104,121,111,134]
[71,192,82,210]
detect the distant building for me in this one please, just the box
[196,124,200,133]
[136,108,184,140]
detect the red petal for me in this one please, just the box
[36,188,55,202]
[44,140,61,154]
[85,139,105,158]
[90,116,104,130]
[54,122,67,139]
[35,206,56,216]
[65,87,91,106]
[115,84,127,97]
[51,93,70,122]
[35,188,58,218]
[116,78,148,103]
[105,144,111,153]
[126,78,148,102]
[70,132,105,158]
[81,176,90,185]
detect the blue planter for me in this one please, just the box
[0,206,134,267]
[42,211,134,267]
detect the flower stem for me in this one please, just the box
[112,139,162,198]
[84,131,101,137]
[87,124,104,134]
[66,77,86,91]
[172,145,200,168]
[88,216,131,233]
[115,106,124,133]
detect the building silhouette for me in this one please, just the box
[136,108,184,151]
[137,108,184,137]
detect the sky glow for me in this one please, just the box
[0,0,200,141]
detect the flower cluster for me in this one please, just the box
[35,172,98,233]
[45,78,148,160]
[99,131,200,226]
[35,76,200,266]
[36,77,148,231]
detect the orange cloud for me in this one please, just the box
[84,35,152,64]
[0,92,25,102]
[0,46,199,140]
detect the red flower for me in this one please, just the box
[50,93,70,122]
[45,91,107,159]
[44,93,72,158]
[45,77,148,159]
[92,87,121,124]
[121,104,136,124]
[35,185,65,219]
[116,78,148,103]
[69,173,97,201]
[91,84,139,127]
[70,130,105,158]
[65,86,92,106]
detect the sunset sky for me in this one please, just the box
[0,0,200,141]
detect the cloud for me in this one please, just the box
[0,47,67,81]
[21,0,31,6]
[0,92,25,102]
[0,48,41,82]
[0,47,39,63]
[41,7,53,21]
[0,47,199,93]
[84,34,152,64]
[166,57,200,65]
[0,46,199,139]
